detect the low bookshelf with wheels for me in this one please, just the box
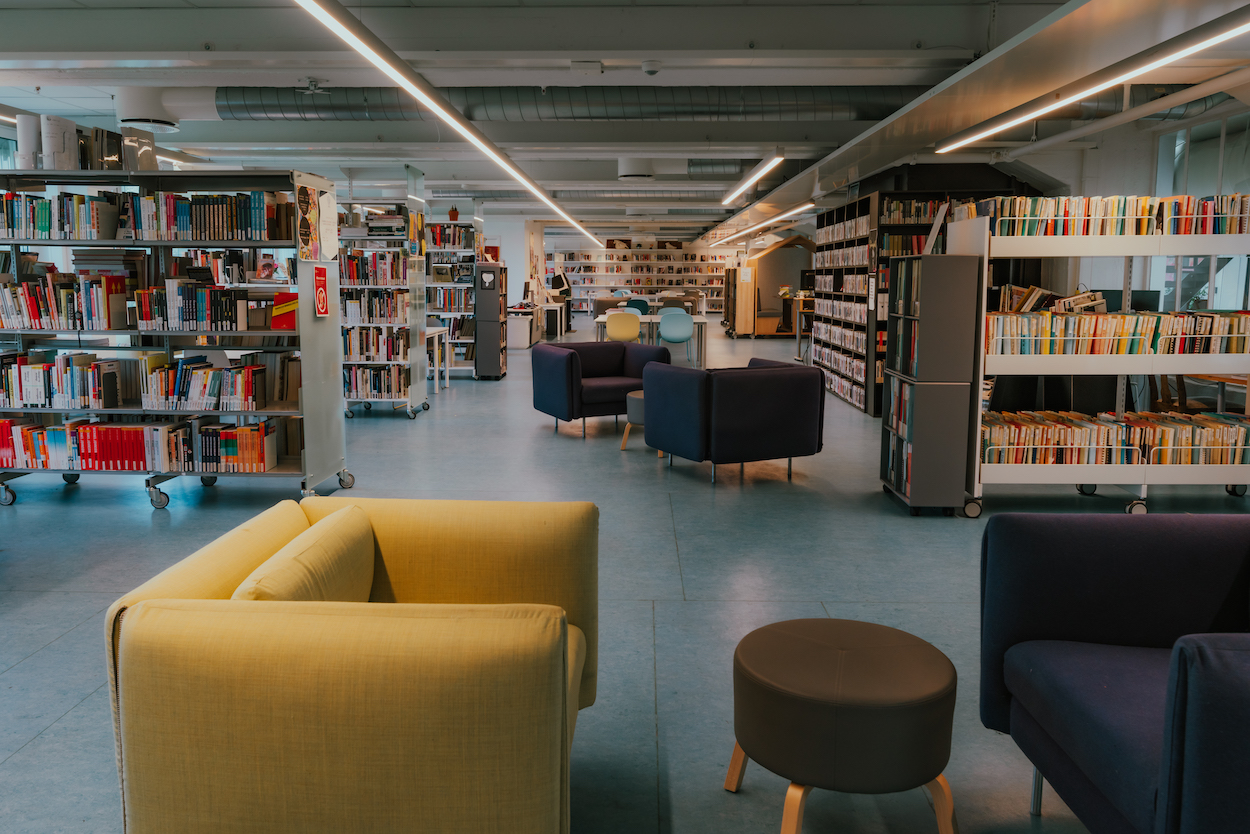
[338,199,427,419]
[948,207,1250,516]
[0,168,351,507]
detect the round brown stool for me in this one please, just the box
[725,619,958,834]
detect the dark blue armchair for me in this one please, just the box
[643,358,824,482]
[532,341,669,436]
[981,514,1250,834]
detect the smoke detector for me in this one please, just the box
[618,158,655,181]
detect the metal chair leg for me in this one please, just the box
[1030,767,1043,816]
[555,417,558,432]
[582,417,586,438]
[669,452,673,467]
[711,464,715,484]
[788,458,792,480]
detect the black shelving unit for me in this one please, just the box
[473,264,507,379]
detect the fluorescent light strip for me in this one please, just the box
[293,0,603,248]
[407,193,426,204]
[721,154,783,205]
[711,202,816,247]
[473,216,484,222]
[939,18,1250,153]
[0,114,17,125]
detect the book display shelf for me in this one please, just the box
[548,245,729,314]
[473,263,507,380]
[948,214,1250,516]
[0,169,351,508]
[879,254,981,515]
[427,220,480,265]
[338,200,428,418]
[426,263,483,377]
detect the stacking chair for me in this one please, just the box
[625,297,651,316]
[612,290,630,297]
[605,311,642,343]
[659,309,695,361]
[657,306,686,317]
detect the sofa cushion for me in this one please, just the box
[581,375,643,404]
[569,341,624,378]
[1004,640,1171,834]
[233,505,375,602]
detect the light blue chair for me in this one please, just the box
[625,297,651,316]
[658,310,695,361]
[657,306,685,317]
[612,290,630,297]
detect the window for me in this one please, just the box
[0,137,14,169]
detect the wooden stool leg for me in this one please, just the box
[780,783,812,834]
[926,773,959,834]
[724,741,748,792]
[620,423,632,451]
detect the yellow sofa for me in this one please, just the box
[106,496,598,834]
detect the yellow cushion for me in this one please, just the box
[567,625,586,744]
[233,505,374,602]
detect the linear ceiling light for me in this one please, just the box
[0,114,16,125]
[293,0,603,247]
[938,10,1250,153]
[407,193,426,204]
[473,216,485,222]
[711,202,816,247]
[721,150,783,205]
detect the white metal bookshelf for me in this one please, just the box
[948,216,1250,515]
[0,168,351,507]
[338,200,428,419]
[548,246,729,314]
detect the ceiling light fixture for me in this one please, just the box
[473,215,484,222]
[292,0,604,248]
[937,10,1250,154]
[710,202,816,247]
[407,193,426,204]
[721,150,784,205]
[0,114,17,125]
[363,206,384,214]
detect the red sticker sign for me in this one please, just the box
[314,266,330,317]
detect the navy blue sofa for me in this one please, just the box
[532,341,670,435]
[981,514,1250,834]
[643,358,824,480]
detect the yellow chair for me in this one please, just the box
[604,310,641,342]
[106,497,598,834]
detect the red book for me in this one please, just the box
[272,292,298,330]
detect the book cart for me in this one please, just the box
[338,197,428,419]
[0,169,351,507]
[948,215,1250,516]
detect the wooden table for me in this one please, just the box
[594,313,710,368]
[1187,374,1246,411]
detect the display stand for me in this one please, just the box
[0,169,351,507]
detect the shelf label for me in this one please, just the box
[314,266,330,317]
[868,275,876,310]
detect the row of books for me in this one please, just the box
[574,278,720,288]
[443,316,476,343]
[344,366,410,400]
[815,215,872,244]
[142,359,270,411]
[822,369,866,409]
[889,319,921,378]
[136,283,297,332]
[429,223,474,251]
[567,265,723,275]
[814,298,868,324]
[813,244,872,269]
[0,273,128,330]
[879,199,945,226]
[427,286,472,313]
[0,415,298,473]
[0,193,118,241]
[880,233,942,258]
[813,322,867,353]
[1,351,130,409]
[884,375,913,440]
[342,291,409,326]
[814,273,872,294]
[891,258,923,317]
[340,251,408,286]
[343,327,409,362]
[814,348,866,384]
[981,410,1250,465]
[883,434,912,496]
[952,194,1250,237]
[984,311,1250,356]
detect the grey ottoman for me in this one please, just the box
[621,390,660,455]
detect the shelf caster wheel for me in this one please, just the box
[963,499,983,519]
[363,402,372,411]
[909,507,921,517]
[301,488,316,498]
[406,408,417,419]
[200,476,217,487]
[345,409,354,418]
[1077,484,1097,496]
[1126,501,1148,515]
[338,471,356,490]
[422,401,430,411]
[0,485,15,506]
[149,489,169,510]
[62,473,80,484]
[1227,484,1247,497]
[882,483,892,494]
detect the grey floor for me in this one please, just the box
[3,316,1244,833]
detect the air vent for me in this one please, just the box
[618,158,655,181]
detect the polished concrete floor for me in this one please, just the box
[2,316,1244,833]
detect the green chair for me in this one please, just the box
[625,297,651,315]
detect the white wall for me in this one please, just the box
[491,218,529,305]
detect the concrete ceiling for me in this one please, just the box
[2,1,1247,241]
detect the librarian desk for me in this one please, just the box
[427,326,450,393]
[594,313,709,368]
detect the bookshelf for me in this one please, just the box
[426,266,479,376]
[473,264,507,380]
[948,215,1250,515]
[0,169,351,508]
[338,201,427,418]
[879,255,982,515]
[548,246,729,315]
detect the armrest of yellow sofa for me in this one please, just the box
[114,599,570,834]
[300,496,599,708]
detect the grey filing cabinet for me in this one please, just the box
[473,264,507,380]
[880,254,981,515]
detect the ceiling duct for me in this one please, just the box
[688,159,744,176]
[618,159,655,181]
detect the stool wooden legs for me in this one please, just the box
[620,423,632,450]
[926,773,959,834]
[724,741,748,792]
[780,783,812,834]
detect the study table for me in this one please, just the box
[594,314,710,368]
